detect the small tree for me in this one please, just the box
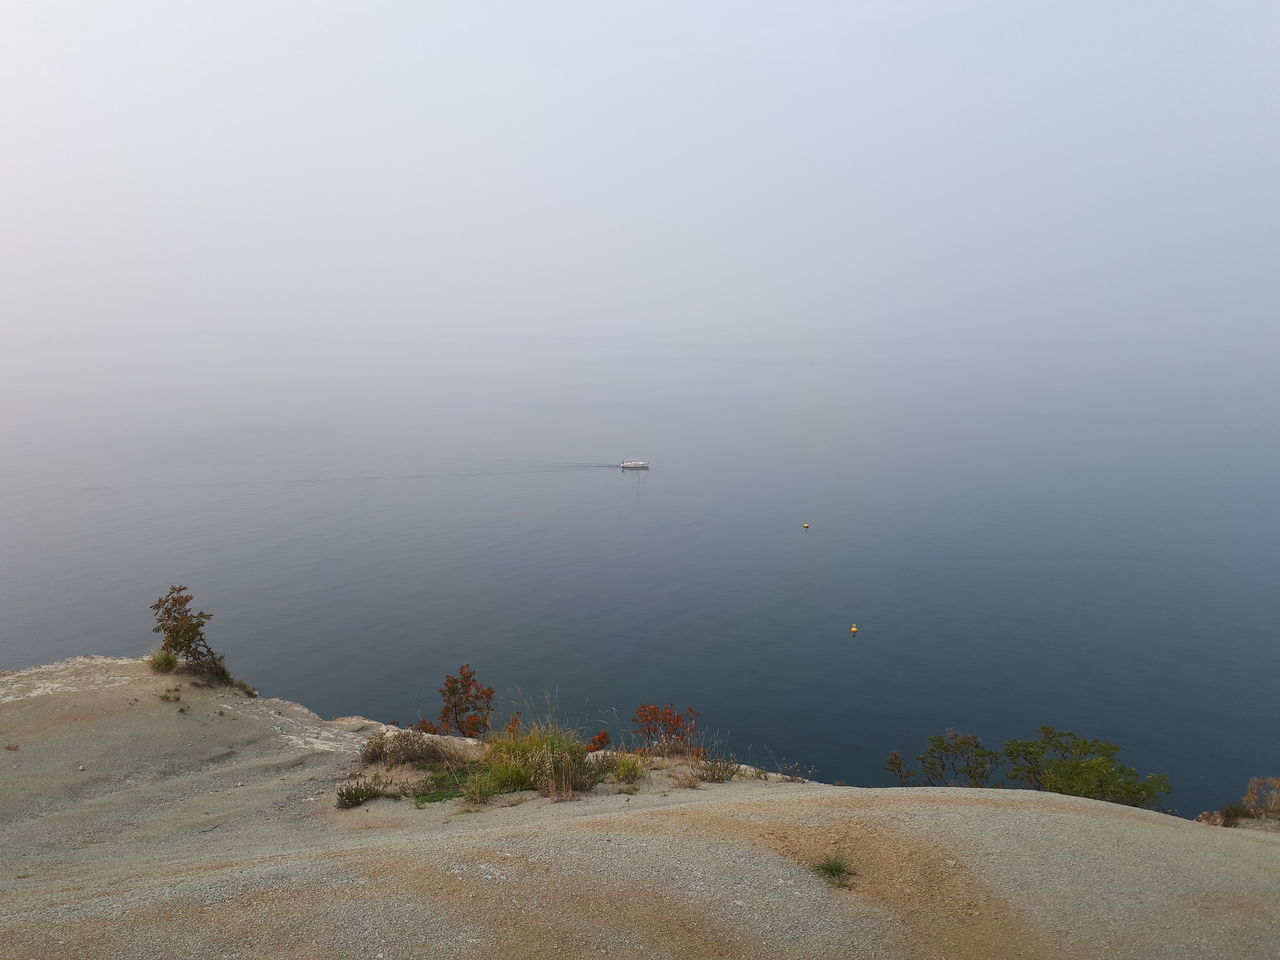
[418,665,495,738]
[150,585,228,679]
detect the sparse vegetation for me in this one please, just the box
[150,586,227,679]
[344,711,619,809]
[774,759,814,783]
[813,856,855,887]
[148,586,255,694]
[1218,802,1251,828]
[485,724,610,801]
[360,729,461,767]
[405,769,474,805]
[335,774,400,809]
[1201,777,1280,827]
[672,768,701,789]
[611,754,649,785]
[697,755,740,783]
[148,648,178,672]
[1242,777,1280,819]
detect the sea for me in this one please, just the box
[2,334,1276,817]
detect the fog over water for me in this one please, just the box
[2,3,1277,815]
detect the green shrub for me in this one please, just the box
[1003,727,1170,809]
[887,726,1171,810]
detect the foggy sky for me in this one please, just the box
[2,1,1277,349]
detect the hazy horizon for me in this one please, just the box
[4,1,1277,351]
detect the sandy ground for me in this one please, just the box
[2,657,1278,960]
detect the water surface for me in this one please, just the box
[2,335,1275,817]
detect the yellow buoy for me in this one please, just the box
[850,624,858,634]
[802,523,809,529]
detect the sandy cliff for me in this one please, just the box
[2,657,1277,960]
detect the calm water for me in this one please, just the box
[2,336,1276,816]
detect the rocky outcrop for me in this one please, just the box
[3,657,1278,960]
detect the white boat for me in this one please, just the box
[620,460,649,470]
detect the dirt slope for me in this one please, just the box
[2,657,1277,960]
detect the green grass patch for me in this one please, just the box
[406,767,475,805]
[480,724,610,801]
[813,857,855,887]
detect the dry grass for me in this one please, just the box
[697,756,740,783]
[335,774,399,808]
[148,649,178,672]
[1242,777,1280,819]
[464,725,612,803]
[672,768,701,789]
[611,754,650,785]
[360,729,463,767]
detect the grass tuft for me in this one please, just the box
[360,729,462,767]
[813,856,855,887]
[148,649,178,672]
[611,754,649,785]
[227,677,258,697]
[335,774,399,809]
[697,756,740,783]
[404,770,473,805]
[484,724,610,801]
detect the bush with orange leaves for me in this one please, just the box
[417,664,495,738]
[1242,777,1280,819]
[586,730,611,752]
[633,703,703,757]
